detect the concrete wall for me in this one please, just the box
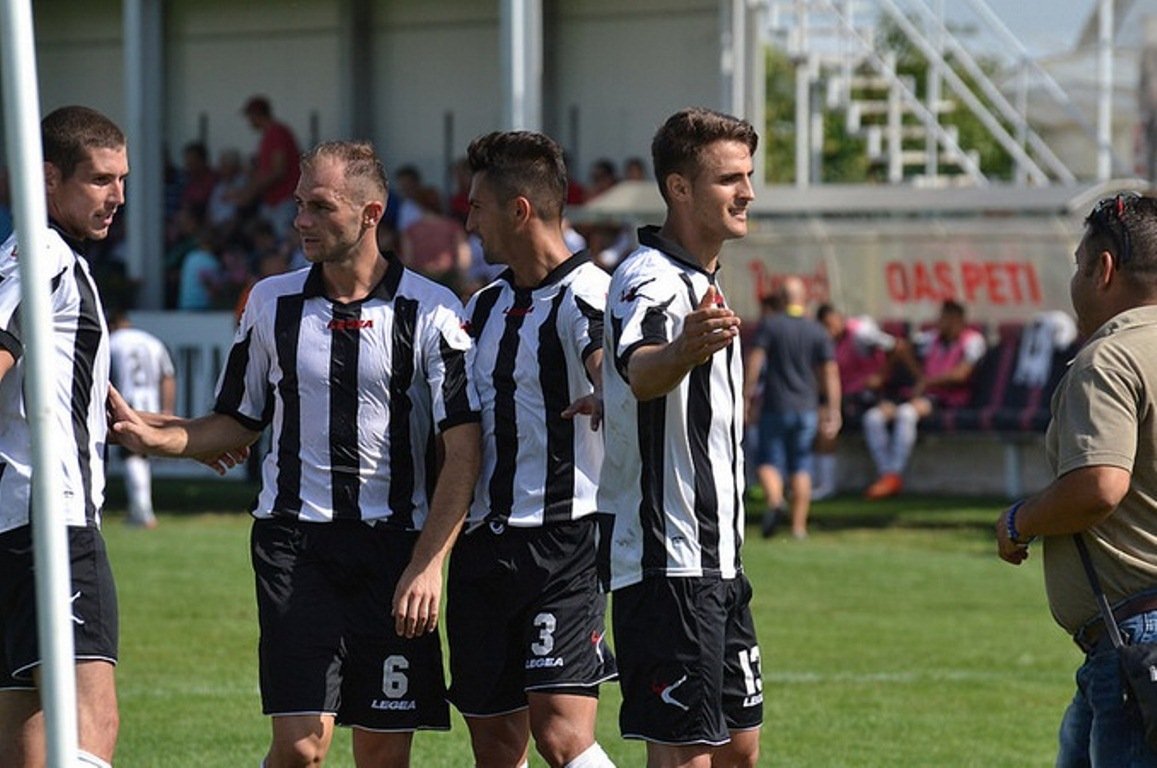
[2,0,726,189]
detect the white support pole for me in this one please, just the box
[500,0,542,131]
[793,0,810,188]
[124,0,166,309]
[747,0,767,190]
[1097,0,1114,181]
[0,2,79,766]
[925,0,943,181]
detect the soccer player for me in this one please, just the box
[600,107,764,768]
[0,106,128,768]
[110,140,480,767]
[448,131,616,768]
[108,309,176,528]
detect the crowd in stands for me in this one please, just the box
[0,96,646,315]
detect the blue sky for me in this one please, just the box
[981,0,1097,56]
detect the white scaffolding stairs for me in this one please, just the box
[767,0,1118,186]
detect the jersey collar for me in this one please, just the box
[500,249,593,291]
[636,225,718,278]
[301,250,405,303]
[48,219,88,255]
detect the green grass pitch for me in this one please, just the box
[98,479,1078,766]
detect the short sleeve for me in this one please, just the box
[1053,360,1138,476]
[421,297,480,432]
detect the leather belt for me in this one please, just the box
[1074,592,1157,653]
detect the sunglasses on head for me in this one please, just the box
[1090,192,1143,265]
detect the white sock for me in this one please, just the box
[563,742,615,768]
[861,407,890,475]
[77,750,112,768]
[890,403,920,475]
[123,454,156,525]
[812,454,837,498]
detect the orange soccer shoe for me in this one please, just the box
[864,472,903,500]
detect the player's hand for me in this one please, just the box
[676,286,740,368]
[562,393,602,431]
[191,445,251,476]
[392,561,442,639]
[108,388,161,454]
[994,510,1030,565]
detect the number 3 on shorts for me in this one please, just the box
[381,654,410,699]
[531,612,557,656]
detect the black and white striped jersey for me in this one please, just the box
[0,227,110,533]
[599,226,746,590]
[214,254,480,526]
[110,326,174,413]
[464,252,608,528]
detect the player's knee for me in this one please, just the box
[863,407,886,428]
[468,721,528,768]
[268,736,328,767]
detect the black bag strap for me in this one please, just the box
[1074,533,1128,649]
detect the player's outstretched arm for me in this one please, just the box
[392,420,481,639]
[628,286,739,401]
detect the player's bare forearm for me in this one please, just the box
[393,420,481,637]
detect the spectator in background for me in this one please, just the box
[587,158,618,199]
[108,309,176,529]
[447,157,472,225]
[812,304,902,500]
[206,147,248,231]
[0,166,11,241]
[399,187,471,292]
[391,164,426,234]
[179,141,217,213]
[237,95,301,240]
[862,299,986,499]
[744,277,840,538]
[177,226,223,311]
[623,156,648,181]
[563,152,586,205]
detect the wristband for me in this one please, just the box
[1005,500,1034,546]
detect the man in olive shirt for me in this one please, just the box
[996,193,1157,765]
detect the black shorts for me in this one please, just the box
[251,518,449,731]
[446,517,617,717]
[0,524,119,690]
[612,574,763,746]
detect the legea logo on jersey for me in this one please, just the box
[328,318,373,331]
[504,305,534,318]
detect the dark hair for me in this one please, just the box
[651,107,758,204]
[466,131,568,221]
[941,299,966,318]
[42,106,125,180]
[816,303,836,323]
[1083,194,1157,284]
[300,141,388,201]
[243,96,272,118]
